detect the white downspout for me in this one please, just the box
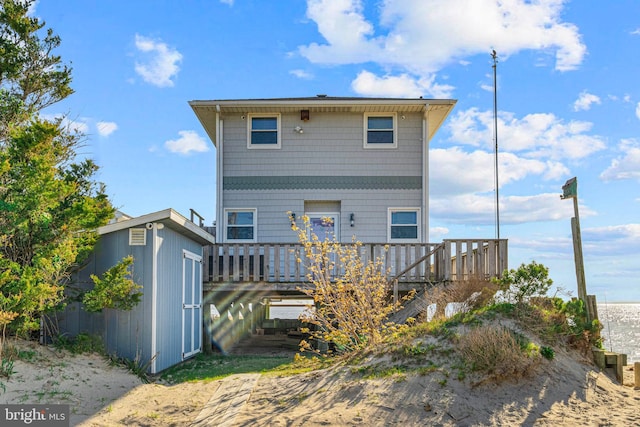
[422,105,430,243]
[150,223,159,373]
[216,105,223,242]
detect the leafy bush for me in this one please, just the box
[492,261,553,304]
[540,346,555,360]
[83,256,142,312]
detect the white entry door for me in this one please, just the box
[182,249,202,359]
[307,213,340,241]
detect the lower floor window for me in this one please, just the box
[225,209,256,241]
[389,208,420,241]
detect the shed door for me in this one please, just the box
[182,249,202,359]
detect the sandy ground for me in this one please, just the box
[1,338,638,427]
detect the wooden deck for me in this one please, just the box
[203,239,508,292]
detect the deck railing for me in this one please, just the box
[203,239,508,285]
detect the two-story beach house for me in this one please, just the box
[190,96,507,349]
[190,96,456,246]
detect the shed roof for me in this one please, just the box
[189,96,456,147]
[98,208,215,245]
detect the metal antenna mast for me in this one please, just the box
[491,50,500,240]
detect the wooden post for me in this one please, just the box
[561,177,593,323]
[635,362,640,388]
[615,353,624,384]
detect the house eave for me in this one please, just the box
[189,97,457,147]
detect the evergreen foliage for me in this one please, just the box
[0,0,140,352]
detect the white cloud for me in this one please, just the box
[164,130,209,155]
[41,113,89,134]
[220,0,234,5]
[290,69,314,79]
[25,0,38,16]
[134,34,182,87]
[299,0,586,95]
[430,192,591,225]
[600,139,640,181]
[581,224,640,255]
[573,91,601,111]
[351,70,454,98]
[430,147,553,196]
[96,121,118,137]
[447,108,606,160]
[636,102,640,120]
[429,227,449,238]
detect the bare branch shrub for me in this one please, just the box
[290,214,413,353]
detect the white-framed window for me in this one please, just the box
[224,208,257,242]
[247,113,281,149]
[388,208,420,242]
[364,113,397,148]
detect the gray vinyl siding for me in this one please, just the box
[57,229,153,364]
[154,230,203,372]
[222,112,424,177]
[58,225,204,373]
[224,189,421,243]
[221,111,425,243]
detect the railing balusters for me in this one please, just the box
[203,240,507,286]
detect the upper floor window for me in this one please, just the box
[388,208,420,242]
[225,208,256,242]
[364,113,397,148]
[248,114,281,149]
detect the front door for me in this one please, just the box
[307,213,340,241]
[182,249,202,360]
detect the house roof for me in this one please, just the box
[98,208,216,245]
[189,96,456,147]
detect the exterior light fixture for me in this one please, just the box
[301,109,310,121]
[350,213,355,227]
[294,126,304,134]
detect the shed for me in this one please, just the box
[57,209,216,374]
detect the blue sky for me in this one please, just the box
[33,1,639,301]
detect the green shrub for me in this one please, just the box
[540,346,555,360]
[493,261,553,304]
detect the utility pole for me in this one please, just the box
[491,50,500,240]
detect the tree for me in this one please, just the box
[0,1,138,348]
[0,0,73,142]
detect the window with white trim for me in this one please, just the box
[248,114,281,149]
[364,113,397,148]
[225,209,257,242]
[388,208,420,242]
